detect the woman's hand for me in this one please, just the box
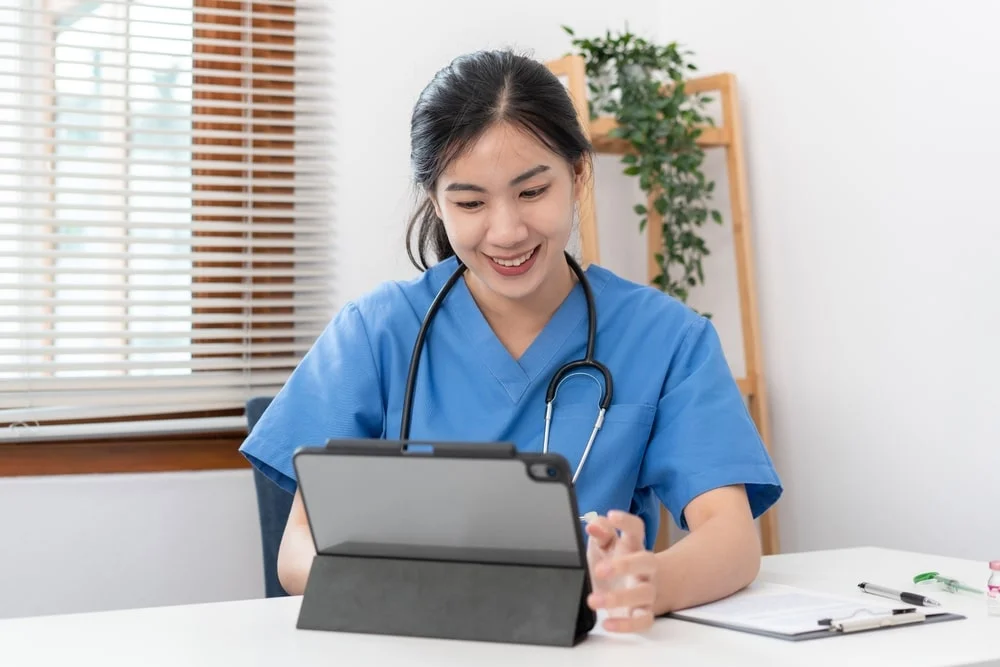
[584,509,659,633]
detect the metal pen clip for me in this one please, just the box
[818,608,924,633]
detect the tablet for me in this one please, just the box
[292,440,587,569]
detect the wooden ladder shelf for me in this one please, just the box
[547,55,779,556]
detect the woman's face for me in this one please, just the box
[431,122,583,307]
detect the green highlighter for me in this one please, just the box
[913,571,984,595]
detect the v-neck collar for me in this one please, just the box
[442,258,609,404]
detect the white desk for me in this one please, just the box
[1,547,997,667]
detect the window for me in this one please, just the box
[0,0,333,446]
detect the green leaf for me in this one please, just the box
[654,196,668,215]
[562,25,575,36]
[711,210,723,224]
[623,166,640,176]
[621,153,638,165]
[634,203,647,215]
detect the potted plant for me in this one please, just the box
[563,26,722,305]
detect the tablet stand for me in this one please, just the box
[296,550,595,647]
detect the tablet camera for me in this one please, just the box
[529,462,560,481]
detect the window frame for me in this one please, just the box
[1,0,312,476]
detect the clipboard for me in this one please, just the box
[666,582,966,641]
[291,439,596,647]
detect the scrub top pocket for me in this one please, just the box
[542,401,655,504]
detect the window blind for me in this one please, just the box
[0,0,334,442]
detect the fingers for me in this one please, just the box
[584,515,617,551]
[580,512,658,635]
[602,609,655,634]
[606,509,645,552]
[587,579,656,634]
[587,579,655,611]
[584,509,646,553]
[592,549,658,583]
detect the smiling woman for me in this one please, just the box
[240,49,783,634]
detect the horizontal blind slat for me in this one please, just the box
[4,135,327,157]
[7,266,331,279]
[0,370,295,394]
[0,296,329,308]
[0,417,253,444]
[0,39,327,70]
[5,356,303,373]
[5,327,322,341]
[0,120,329,145]
[11,3,321,24]
[4,341,316,357]
[0,56,323,85]
[2,281,331,295]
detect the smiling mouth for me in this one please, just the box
[489,246,537,268]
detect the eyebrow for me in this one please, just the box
[444,165,551,193]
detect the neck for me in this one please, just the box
[466,255,577,342]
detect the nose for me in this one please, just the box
[486,199,529,248]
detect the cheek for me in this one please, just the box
[441,213,484,252]
[522,197,573,238]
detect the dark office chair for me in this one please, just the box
[245,396,295,598]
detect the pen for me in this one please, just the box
[858,582,941,607]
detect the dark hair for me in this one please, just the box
[406,49,593,271]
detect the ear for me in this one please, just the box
[428,189,443,220]
[571,157,588,201]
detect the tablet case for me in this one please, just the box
[293,440,596,647]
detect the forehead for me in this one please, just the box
[439,122,564,185]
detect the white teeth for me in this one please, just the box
[490,248,534,267]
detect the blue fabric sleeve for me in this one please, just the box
[239,301,384,494]
[637,316,782,531]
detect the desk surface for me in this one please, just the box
[1,547,997,667]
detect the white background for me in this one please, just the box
[2,0,997,619]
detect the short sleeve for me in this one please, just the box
[239,301,384,494]
[636,316,782,530]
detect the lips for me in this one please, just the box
[489,247,536,268]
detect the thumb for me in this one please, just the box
[584,516,617,552]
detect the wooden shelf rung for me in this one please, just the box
[736,376,753,397]
[589,116,729,154]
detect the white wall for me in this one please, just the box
[649,0,1000,561]
[0,471,263,620]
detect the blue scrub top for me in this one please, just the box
[240,256,782,550]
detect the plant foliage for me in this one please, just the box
[563,25,723,303]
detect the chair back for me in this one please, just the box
[246,397,294,598]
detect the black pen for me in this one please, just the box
[858,582,941,607]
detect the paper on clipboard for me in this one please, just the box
[669,582,921,636]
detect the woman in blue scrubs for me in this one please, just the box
[241,49,782,633]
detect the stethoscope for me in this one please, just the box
[399,251,613,486]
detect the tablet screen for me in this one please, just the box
[294,446,585,568]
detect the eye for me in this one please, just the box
[520,185,549,200]
[455,200,483,211]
